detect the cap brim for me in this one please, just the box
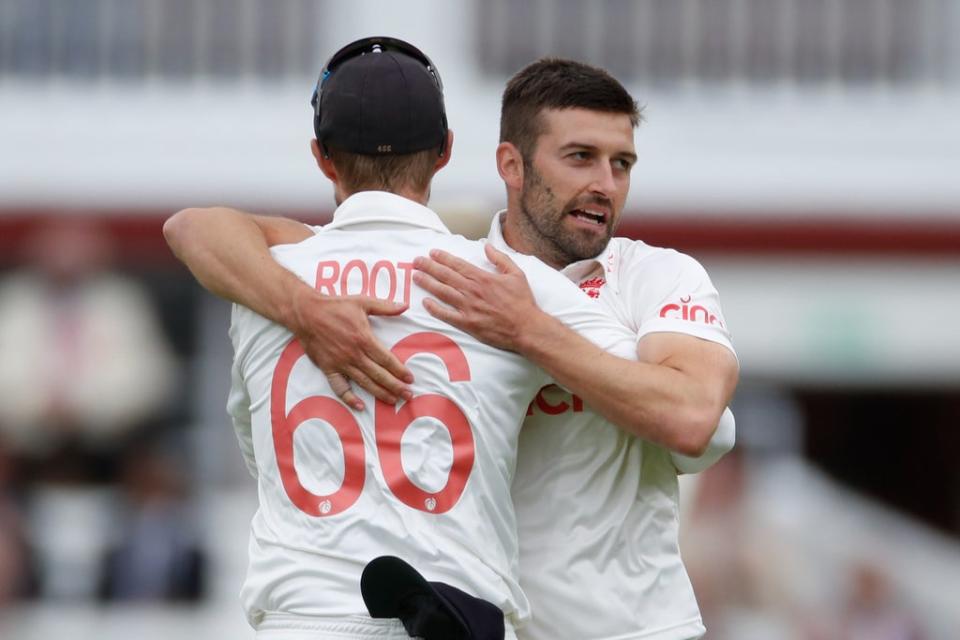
[361,555,435,618]
[362,555,504,640]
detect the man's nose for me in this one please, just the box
[588,162,618,198]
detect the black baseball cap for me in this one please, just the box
[361,555,505,640]
[311,36,448,156]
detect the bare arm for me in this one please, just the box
[164,207,413,409]
[412,244,739,456]
[164,207,314,320]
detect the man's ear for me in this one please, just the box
[312,139,338,182]
[496,141,524,191]
[433,130,454,172]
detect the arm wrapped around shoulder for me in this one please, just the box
[670,406,735,474]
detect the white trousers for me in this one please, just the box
[256,613,518,640]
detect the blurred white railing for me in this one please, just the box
[477,0,959,90]
[2,0,956,89]
[0,0,324,83]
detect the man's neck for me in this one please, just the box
[396,186,430,206]
[340,187,430,207]
[501,210,532,256]
[501,208,568,270]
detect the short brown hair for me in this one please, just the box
[500,58,641,159]
[328,146,440,195]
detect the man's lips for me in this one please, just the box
[568,208,608,226]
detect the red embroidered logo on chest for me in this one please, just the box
[578,276,606,299]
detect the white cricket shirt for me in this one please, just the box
[227,193,637,634]
[487,213,737,640]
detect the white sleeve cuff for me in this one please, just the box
[671,406,736,474]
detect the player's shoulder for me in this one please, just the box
[510,250,578,292]
[611,237,710,281]
[444,234,492,262]
[267,231,322,265]
[509,252,604,318]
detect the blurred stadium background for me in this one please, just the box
[1,1,959,638]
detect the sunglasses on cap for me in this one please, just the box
[311,36,444,118]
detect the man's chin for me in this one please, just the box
[562,223,610,257]
[564,238,609,262]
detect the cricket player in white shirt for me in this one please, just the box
[189,38,642,640]
[411,58,739,640]
[166,54,739,640]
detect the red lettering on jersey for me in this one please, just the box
[270,331,477,517]
[528,386,585,416]
[688,305,710,323]
[376,332,474,513]
[397,262,414,306]
[658,296,724,328]
[659,303,681,318]
[313,259,414,306]
[391,331,470,381]
[535,392,569,415]
[315,261,340,295]
[340,259,369,296]
[271,340,366,517]
[370,260,397,302]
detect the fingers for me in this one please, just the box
[427,249,488,280]
[483,243,520,274]
[354,296,408,317]
[327,373,364,411]
[335,300,414,384]
[412,269,467,309]
[342,364,395,406]
[414,254,472,291]
[329,359,414,411]
[316,348,412,407]
[366,342,415,386]
[422,297,467,329]
[355,354,413,402]
[297,294,416,411]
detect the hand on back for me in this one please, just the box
[412,243,541,352]
[289,288,413,410]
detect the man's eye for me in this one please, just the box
[613,159,632,170]
[569,151,589,161]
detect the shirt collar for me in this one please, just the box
[486,210,513,252]
[486,210,621,292]
[324,191,451,234]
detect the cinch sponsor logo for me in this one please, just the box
[658,295,723,327]
[578,276,605,299]
[526,385,584,417]
[314,259,414,306]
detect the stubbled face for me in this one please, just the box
[516,108,636,268]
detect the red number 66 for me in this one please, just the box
[270,332,475,517]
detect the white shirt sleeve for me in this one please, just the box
[670,406,736,474]
[623,249,736,358]
[227,305,259,479]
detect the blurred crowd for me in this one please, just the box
[681,387,932,640]
[0,218,205,607]
[684,452,926,640]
